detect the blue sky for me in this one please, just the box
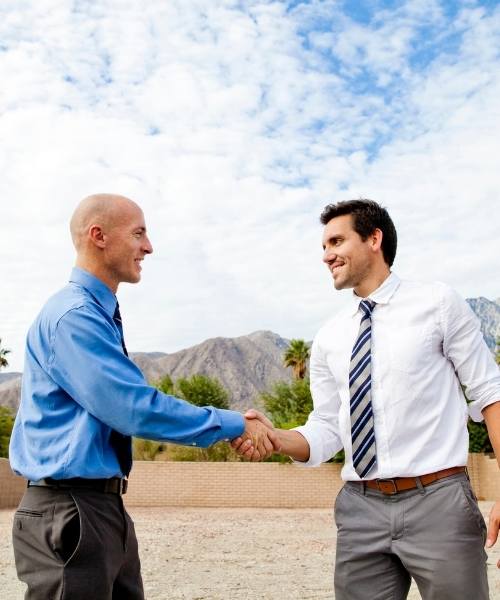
[1,0,499,372]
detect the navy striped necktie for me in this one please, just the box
[110,302,132,476]
[350,299,377,478]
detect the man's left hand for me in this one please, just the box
[486,499,500,568]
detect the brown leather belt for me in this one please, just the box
[362,466,466,495]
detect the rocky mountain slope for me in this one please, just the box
[466,297,500,350]
[0,376,21,412]
[131,330,291,410]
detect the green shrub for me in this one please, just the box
[0,406,14,458]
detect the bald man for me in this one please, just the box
[9,194,278,600]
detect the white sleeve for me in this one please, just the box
[293,332,343,466]
[440,285,500,422]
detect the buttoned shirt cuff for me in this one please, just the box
[216,409,246,441]
[290,425,323,467]
[468,396,500,423]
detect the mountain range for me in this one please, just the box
[1,296,498,413]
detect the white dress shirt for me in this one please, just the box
[295,272,500,480]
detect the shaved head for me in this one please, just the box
[70,193,152,292]
[70,193,140,250]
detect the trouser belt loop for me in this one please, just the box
[415,476,425,495]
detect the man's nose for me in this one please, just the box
[323,248,335,263]
[143,236,153,255]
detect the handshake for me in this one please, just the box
[230,410,282,461]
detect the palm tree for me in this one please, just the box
[0,339,10,370]
[283,339,310,380]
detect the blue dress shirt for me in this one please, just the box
[9,267,245,480]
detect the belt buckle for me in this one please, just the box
[376,478,398,495]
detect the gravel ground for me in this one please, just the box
[1,503,498,599]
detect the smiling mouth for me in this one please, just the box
[331,263,344,275]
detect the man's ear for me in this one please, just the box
[371,228,383,252]
[88,225,106,249]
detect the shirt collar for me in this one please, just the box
[69,267,117,318]
[348,271,401,316]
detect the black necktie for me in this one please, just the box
[110,302,133,476]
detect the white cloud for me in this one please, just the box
[0,0,498,371]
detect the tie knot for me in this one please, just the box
[359,299,376,317]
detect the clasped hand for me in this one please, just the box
[231,410,280,461]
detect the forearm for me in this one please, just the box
[276,429,310,462]
[483,401,500,468]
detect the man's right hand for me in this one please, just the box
[230,410,280,461]
[231,410,281,461]
[233,409,311,463]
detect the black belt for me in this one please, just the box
[27,477,128,495]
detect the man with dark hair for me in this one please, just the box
[319,199,398,267]
[233,198,500,599]
[9,193,279,600]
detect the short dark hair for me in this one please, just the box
[320,199,397,266]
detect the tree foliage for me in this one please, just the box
[467,420,493,453]
[260,378,313,430]
[155,374,175,395]
[151,373,234,461]
[0,406,14,458]
[0,338,10,369]
[132,438,165,461]
[283,339,310,380]
[175,374,229,410]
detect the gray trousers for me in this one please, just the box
[12,485,144,600]
[334,473,489,600]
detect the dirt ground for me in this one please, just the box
[1,503,498,599]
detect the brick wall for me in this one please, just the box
[0,459,26,509]
[1,455,498,509]
[468,453,500,500]
[124,461,343,508]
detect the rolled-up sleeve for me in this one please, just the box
[48,307,245,446]
[293,334,343,466]
[440,285,500,422]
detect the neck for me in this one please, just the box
[354,266,391,298]
[75,256,119,294]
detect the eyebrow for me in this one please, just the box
[323,235,343,247]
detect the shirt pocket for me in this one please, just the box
[386,325,431,375]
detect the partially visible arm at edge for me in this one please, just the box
[483,401,500,468]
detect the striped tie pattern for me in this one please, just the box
[350,299,377,478]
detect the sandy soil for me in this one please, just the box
[1,503,498,599]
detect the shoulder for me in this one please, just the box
[395,277,446,296]
[32,283,109,338]
[393,278,460,307]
